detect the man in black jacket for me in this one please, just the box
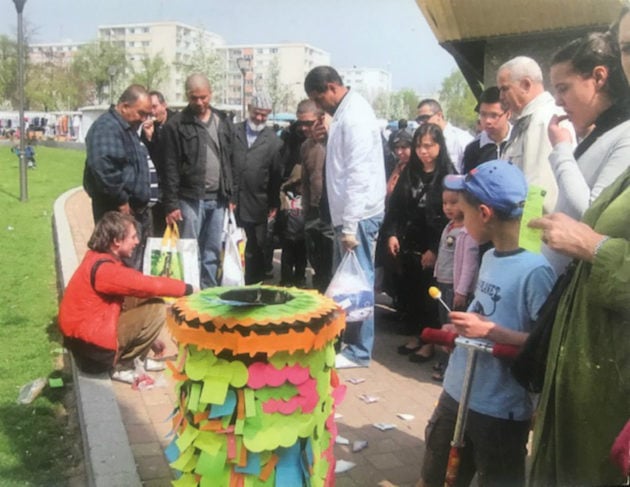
[232,93,283,284]
[141,90,176,237]
[161,73,234,288]
[461,87,512,174]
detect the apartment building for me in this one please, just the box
[218,43,330,115]
[339,67,392,103]
[29,41,87,66]
[97,21,226,104]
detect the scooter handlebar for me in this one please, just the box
[421,328,520,360]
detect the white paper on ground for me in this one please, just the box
[373,422,397,431]
[396,413,415,421]
[334,459,357,473]
[335,435,350,445]
[358,393,379,404]
[346,377,366,384]
[352,440,368,452]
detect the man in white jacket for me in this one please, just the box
[304,66,386,368]
[497,56,574,212]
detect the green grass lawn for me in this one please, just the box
[0,144,85,485]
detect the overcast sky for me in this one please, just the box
[1,0,457,94]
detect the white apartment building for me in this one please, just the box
[29,41,87,66]
[218,43,330,117]
[339,67,392,103]
[97,22,226,104]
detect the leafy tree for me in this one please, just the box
[130,53,169,91]
[371,88,418,121]
[0,35,18,107]
[439,69,477,131]
[71,41,127,105]
[175,31,223,100]
[265,56,293,114]
[25,62,84,110]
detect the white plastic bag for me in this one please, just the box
[220,209,246,287]
[325,250,374,321]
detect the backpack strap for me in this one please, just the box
[90,258,115,291]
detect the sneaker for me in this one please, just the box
[334,353,366,369]
[145,358,166,371]
[111,369,136,384]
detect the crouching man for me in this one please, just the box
[59,211,193,382]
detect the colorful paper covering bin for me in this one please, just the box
[165,285,347,487]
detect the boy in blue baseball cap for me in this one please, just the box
[417,160,556,487]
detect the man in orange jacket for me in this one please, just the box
[59,211,193,381]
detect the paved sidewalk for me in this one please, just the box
[65,188,443,487]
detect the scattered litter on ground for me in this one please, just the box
[17,378,47,404]
[335,435,350,445]
[373,422,397,431]
[334,412,343,420]
[334,459,357,473]
[132,374,155,391]
[48,377,64,388]
[378,481,399,487]
[346,377,366,384]
[358,393,379,404]
[396,413,415,421]
[352,440,368,452]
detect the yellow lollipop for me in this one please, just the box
[428,286,452,313]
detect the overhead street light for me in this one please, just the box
[13,0,28,202]
[236,57,251,121]
[107,65,117,106]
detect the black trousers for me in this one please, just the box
[280,238,307,287]
[242,221,268,284]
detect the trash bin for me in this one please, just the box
[166,285,346,486]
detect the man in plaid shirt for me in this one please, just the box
[83,84,152,269]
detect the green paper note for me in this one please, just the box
[175,424,200,452]
[187,383,202,412]
[200,376,229,405]
[185,347,217,381]
[195,431,224,455]
[235,418,245,435]
[170,443,196,470]
[172,472,199,487]
[519,185,546,253]
[48,377,64,388]
[244,389,257,418]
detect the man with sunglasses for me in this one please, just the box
[416,98,473,174]
[462,87,512,174]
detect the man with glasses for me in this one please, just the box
[462,87,512,174]
[83,84,153,269]
[416,98,473,173]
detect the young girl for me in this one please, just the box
[432,188,479,379]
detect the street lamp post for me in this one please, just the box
[107,65,117,106]
[13,0,27,202]
[236,57,250,121]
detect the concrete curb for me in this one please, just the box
[53,187,141,487]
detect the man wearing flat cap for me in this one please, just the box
[232,92,283,284]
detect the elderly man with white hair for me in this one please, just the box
[497,56,574,212]
[232,92,283,284]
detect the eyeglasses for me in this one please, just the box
[479,111,506,121]
[416,113,434,124]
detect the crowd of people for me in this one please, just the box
[57,4,630,486]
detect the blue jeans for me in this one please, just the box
[179,197,225,289]
[333,214,382,365]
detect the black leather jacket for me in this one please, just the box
[161,105,234,213]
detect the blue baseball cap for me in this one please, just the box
[444,160,528,218]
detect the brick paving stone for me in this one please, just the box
[130,441,164,458]
[135,454,173,481]
[125,423,159,444]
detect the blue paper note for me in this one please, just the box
[209,389,237,418]
[234,451,261,475]
[165,439,180,463]
[275,443,303,487]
